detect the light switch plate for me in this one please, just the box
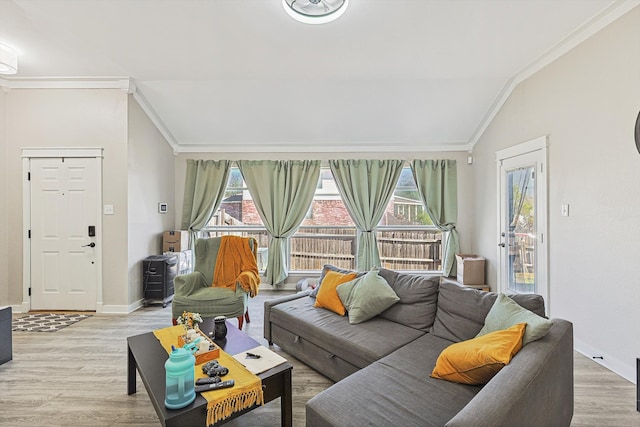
[561,204,569,217]
[104,204,114,215]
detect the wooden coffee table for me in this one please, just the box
[127,320,293,427]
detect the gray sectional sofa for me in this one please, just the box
[264,268,574,427]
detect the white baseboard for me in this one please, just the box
[101,301,142,314]
[11,301,30,313]
[574,338,636,384]
[11,301,139,315]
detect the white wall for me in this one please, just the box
[0,88,176,312]
[471,7,640,382]
[127,96,175,306]
[0,88,7,306]
[173,151,475,286]
[0,88,130,310]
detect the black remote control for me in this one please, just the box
[194,380,235,393]
[196,376,221,385]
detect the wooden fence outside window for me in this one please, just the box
[202,226,442,273]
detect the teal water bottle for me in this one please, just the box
[164,345,196,409]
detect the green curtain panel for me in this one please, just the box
[411,159,459,276]
[329,159,404,271]
[181,159,231,248]
[238,160,321,286]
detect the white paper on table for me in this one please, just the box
[232,345,288,375]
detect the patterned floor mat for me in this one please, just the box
[12,313,92,332]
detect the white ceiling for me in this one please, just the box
[0,0,634,153]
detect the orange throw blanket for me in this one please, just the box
[212,236,260,298]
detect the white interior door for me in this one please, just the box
[30,157,99,310]
[497,138,548,311]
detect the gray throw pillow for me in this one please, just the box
[476,293,553,345]
[377,269,440,332]
[431,280,547,342]
[431,281,544,342]
[336,269,400,324]
[430,280,497,342]
[310,264,364,298]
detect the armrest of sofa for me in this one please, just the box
[446,319,574,427]
[174,271,209,297]
[264,290,312,344]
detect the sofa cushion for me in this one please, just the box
[172,286,247,319]
[431,280,546,342]
[314,270,358,316]
[431,322,526,385]
[270,296,424,368]
[310,264,365,298]
[306,333,481,427]
[476,294,553,345]
[376,269,440,332]
[336,269,400,324]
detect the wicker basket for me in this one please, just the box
[178,330,220,364]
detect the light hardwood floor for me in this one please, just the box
[1,291,638,427]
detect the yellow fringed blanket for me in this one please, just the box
[213,235,261,298]
[153,325,264,426]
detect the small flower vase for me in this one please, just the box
[213,316,227,340]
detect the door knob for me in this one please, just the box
[82,242,96,248]
[498,242,505,247]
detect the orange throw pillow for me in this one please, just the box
[431,322,526,385]
[314,270,358,316]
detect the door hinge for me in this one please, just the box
[28,287,31,296]
[28,229,31,239]
[27,172,31,181]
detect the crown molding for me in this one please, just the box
[469,0,640,148]
[0,76,134,91]
[175,140,471,154]
[130,85,179,152]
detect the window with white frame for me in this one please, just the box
[204,164,442,273]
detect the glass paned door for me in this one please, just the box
[504,165,536,293]
[497,138,548,310]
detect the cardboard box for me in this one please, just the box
[456,254,485,285]
[162,230,189,252]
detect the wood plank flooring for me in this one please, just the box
[1,291,638,426]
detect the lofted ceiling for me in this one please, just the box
[0,0,634,153]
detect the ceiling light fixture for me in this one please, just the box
[0,43,18,75]
[282,0,349,25]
